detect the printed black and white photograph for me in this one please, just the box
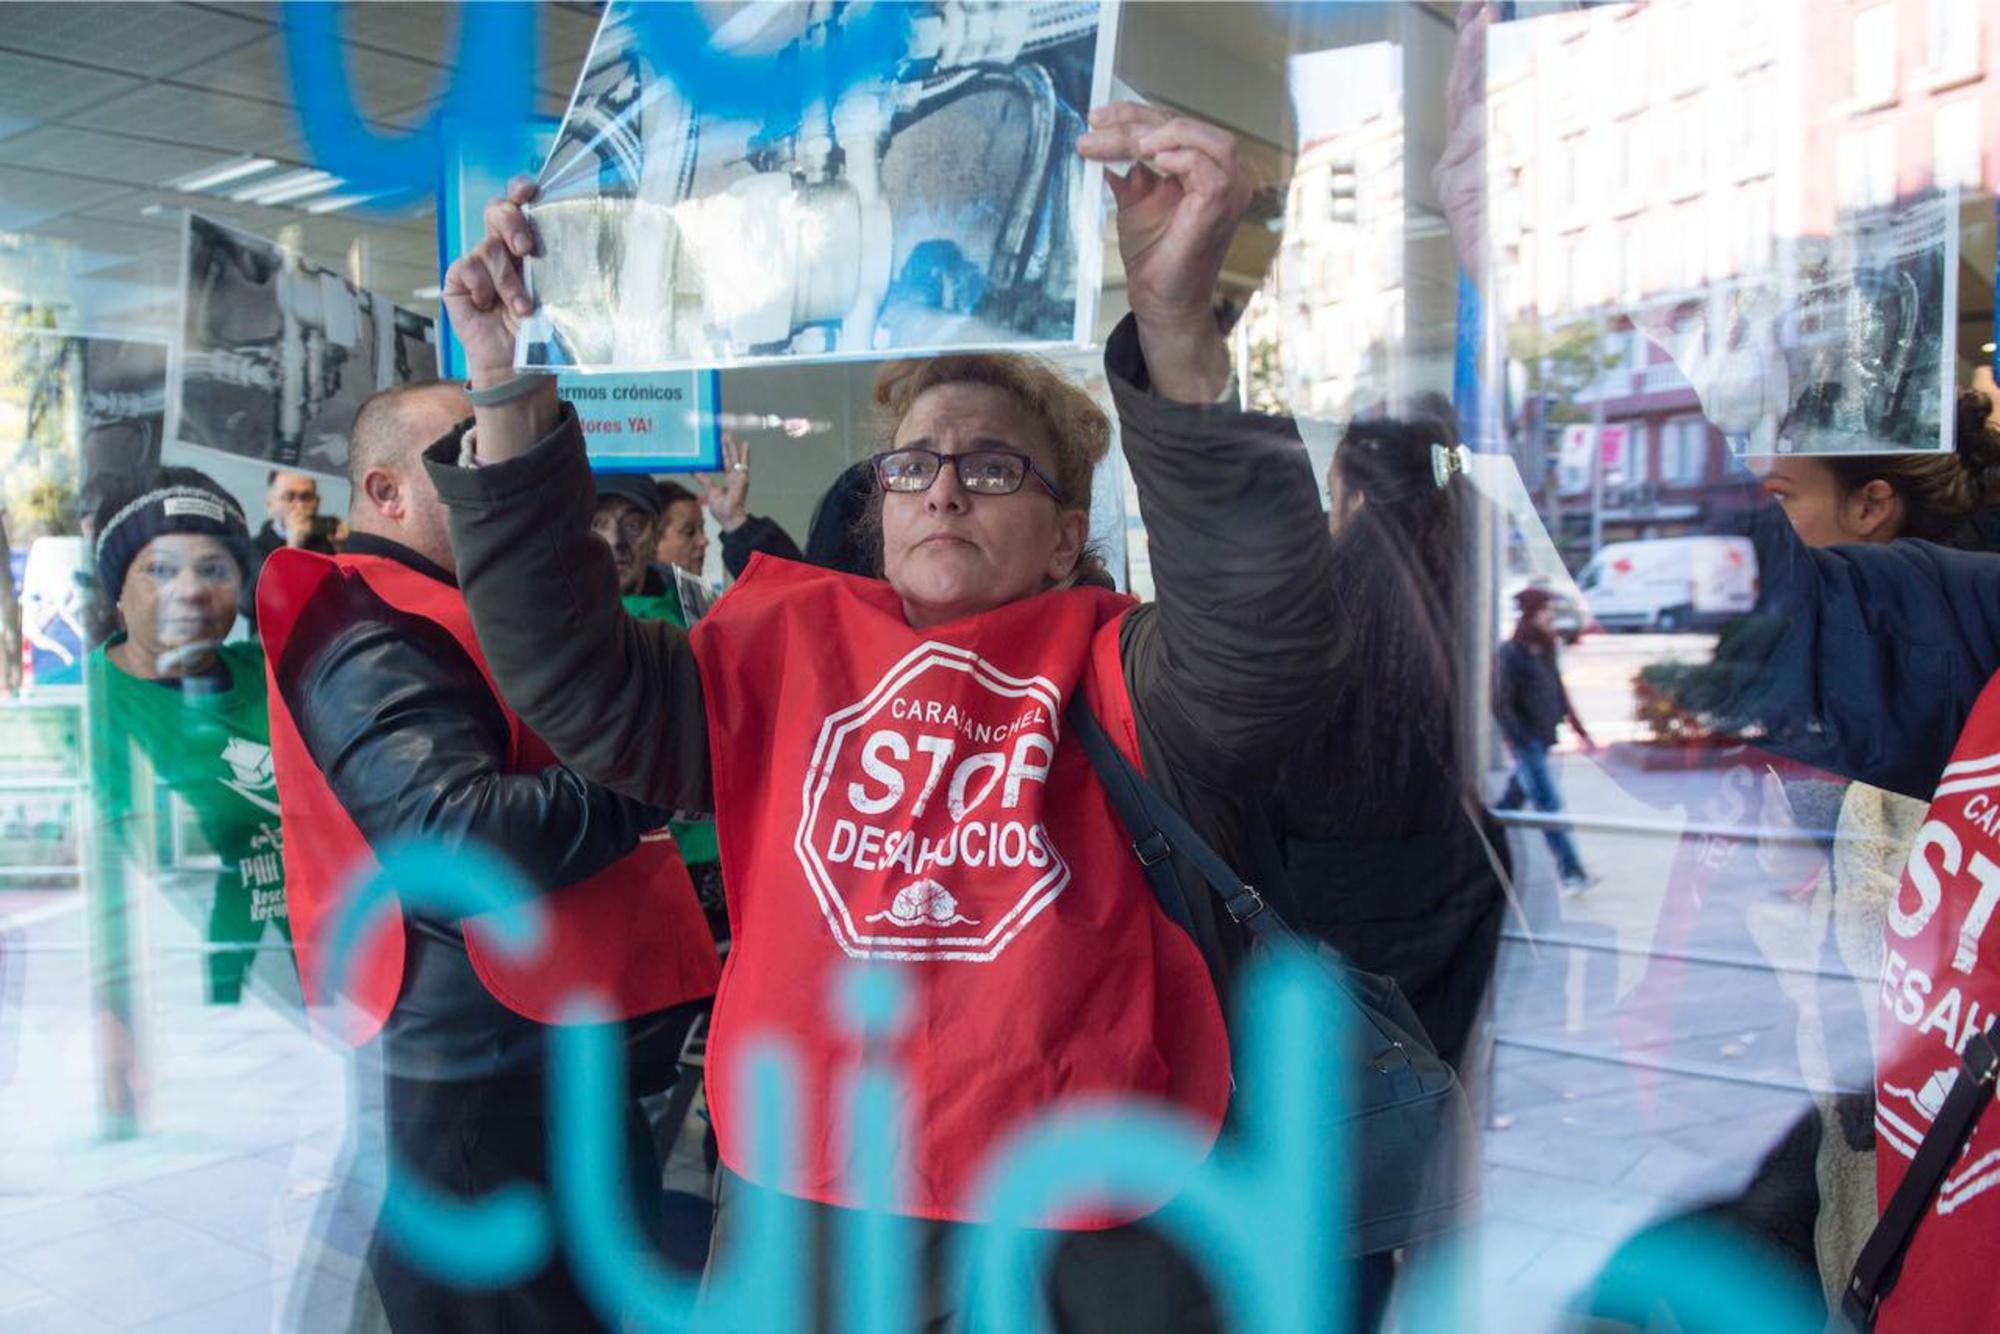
[1772,191,1957,455]
[175,213,437,479]
[1644,191,1960,457]
[518,0,1118,373]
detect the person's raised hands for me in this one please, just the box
[696,434,752,533]
[1079,103,1251,334]
[442,176,541,387]
[1078,101,1250,401]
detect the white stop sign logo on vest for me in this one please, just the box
[794,642,1071,962]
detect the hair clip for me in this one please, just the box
[1430,442,1472,489]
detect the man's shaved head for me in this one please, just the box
[346,379,472,571]
[348,379,469,492]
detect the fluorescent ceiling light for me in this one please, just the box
[302,191,383,215]
[164,155,276,193]
[232,169,339,206]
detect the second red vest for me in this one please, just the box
[257,548,720,1043]
[690,555,1232,1223]
[1875,669,2000,1332]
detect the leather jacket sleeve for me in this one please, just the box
[276,573,668,897]
[1105,313,1344,788]
[423,407,714,816]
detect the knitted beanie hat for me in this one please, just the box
[94,468,253,604]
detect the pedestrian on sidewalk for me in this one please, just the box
[1493,585,1597,891]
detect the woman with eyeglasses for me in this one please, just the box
[423,104,1341,1327]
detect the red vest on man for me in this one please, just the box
[690,555,1232,1223]
[1875,670,2000,1332]
[257,549,719,1043]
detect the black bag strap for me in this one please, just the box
[1842,1027,2000,1329]
[1067,698,1300,948]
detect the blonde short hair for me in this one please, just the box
[871,353,1110,512]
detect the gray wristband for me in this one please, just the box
[466,372,552,407]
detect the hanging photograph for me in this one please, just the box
[174,212,437,480]
[1771,191,1958,455]
[516,0,1119,374]
[1640,191,1959,457]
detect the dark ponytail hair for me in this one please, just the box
[1821,389,2000,544]
[1312,404,1477,834]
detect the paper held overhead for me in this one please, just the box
[515,0,1121,374]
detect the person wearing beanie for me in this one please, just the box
[85,466,292,1116]
[1494,583,1597,892]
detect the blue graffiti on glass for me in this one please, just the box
[319,838,553,1286]
[323,843,1832,1331]
[281,2,538,193]
[616,2,914,132]
[548,1017,809,1331]
[835,965,916,1334]
[282,1,917,196]
[955,946,1343,1334]
[1584,1210,1827,1333]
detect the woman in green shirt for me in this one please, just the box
[88,468,291,1020]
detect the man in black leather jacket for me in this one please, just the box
[269,379,697,1333]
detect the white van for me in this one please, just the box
[1575,536,1758,632]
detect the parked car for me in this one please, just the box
[1576,535,1757,632]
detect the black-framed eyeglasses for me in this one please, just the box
[869,447,1068,504]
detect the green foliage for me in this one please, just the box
[1245,329,1287,415]
[0,319,82,539]
[1631,615,1793,742]
[1509,318,1616,425]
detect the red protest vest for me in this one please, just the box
[690,555,1231,1223]
[257,548,720,1043]
[1875,669,2000,1332]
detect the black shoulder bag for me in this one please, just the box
[1841,1027,1999,1329]
[1069,701,1477,1256]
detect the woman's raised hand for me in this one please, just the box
[1077,101,1250,402]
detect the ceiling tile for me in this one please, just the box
[65,84,307,156]
[331,2,461,67]
[0,125,236,189]
[541,6,606,69]
[175,34,448,120]
[0,3,265,78]
[187,3,280,25]
[0,50,145,139]
[0,164,130,229]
